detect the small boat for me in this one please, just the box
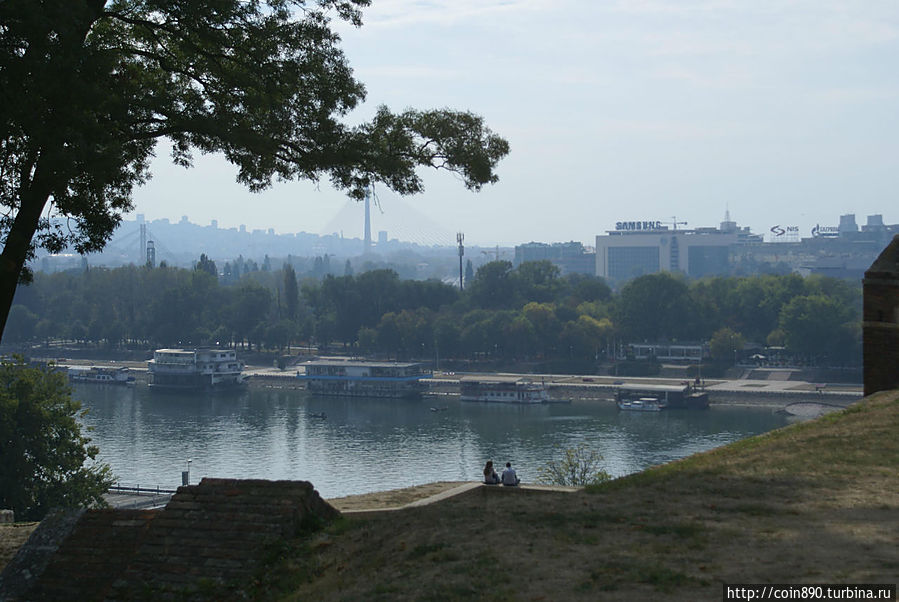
[617,397,666,412]
[430,406,448,412]
[309,412,327,419]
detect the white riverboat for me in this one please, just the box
[147,348,246,391]
[297,359,430,398]
[68,366,135,385]
[459,375,558,404]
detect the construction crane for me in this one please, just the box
[481,246,504,261]
[665,217,687,231]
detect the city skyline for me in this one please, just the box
[129,1,899,246]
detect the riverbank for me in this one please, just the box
[249,389,899,600]
[48,355,862,409]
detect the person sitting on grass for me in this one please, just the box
[483,460,500,484]
[501,462,520,487]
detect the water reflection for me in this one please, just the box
[75,385,788,499]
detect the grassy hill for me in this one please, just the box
[250,391,898,601]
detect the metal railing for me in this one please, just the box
[108,484,177,496]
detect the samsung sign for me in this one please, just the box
[616,221,663,231]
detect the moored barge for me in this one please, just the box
[615,383,709,409]
[459,375,563,404]
[297,359,430,398]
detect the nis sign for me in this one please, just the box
[616,221,662,231]
[769,225,799,237]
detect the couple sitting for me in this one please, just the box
[483,460,520,487]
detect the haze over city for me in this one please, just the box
[129,0,899,246]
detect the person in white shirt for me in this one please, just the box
[501,462,520,486]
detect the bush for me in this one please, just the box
[537,444,612,487]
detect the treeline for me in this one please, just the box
[7,259,861,367]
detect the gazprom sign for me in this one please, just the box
[616,220,663,231]
[811,224,840,238]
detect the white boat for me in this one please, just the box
[148,348,246,391]
[459,375,555,404]
[297,359,430,398]
[617,397,666,412]
[68,366,134,385]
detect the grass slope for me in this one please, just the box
[253,391,899,601]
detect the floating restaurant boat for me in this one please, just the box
[459,375,561,404]
[68,365,135,385]
[297,359,430,398]
[615,383,709,410]
[147,348,246,391]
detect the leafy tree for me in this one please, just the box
[468,261,518,309]
[537,444,611,487]
[283,264,300,321]
[779,294,856,361]
[376,312,402,357]
[617,272,697,341]
[0,357,115,520]
[522,302,560,357]
[0,0,509,342]
[709,327,745,365]
[357,326,377,354]
[228,283,273,348]
[567,273,612,303]
[516,260,562,303]
[4,304,38,342]
[195,254,217,277]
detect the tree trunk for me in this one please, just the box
[0,167,53,343]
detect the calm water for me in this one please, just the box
[75,384,788,499]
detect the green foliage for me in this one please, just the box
[537,444,612,487]
[779,294,858,360]
[283,264,300,321]
[617,273,697,341]
[0,0,508,342]
[0,357,115,521]
[709,327,745,364]
[7,264,862,368]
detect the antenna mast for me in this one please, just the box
[457,232,465,291]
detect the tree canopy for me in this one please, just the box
[0,0,509,341]
[0,357,114,520]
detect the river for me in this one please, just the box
[75,384,789,499]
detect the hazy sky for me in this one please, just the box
[129,0,899,247]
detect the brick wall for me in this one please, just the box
[863,235,899,396]
[1,478,338,600]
